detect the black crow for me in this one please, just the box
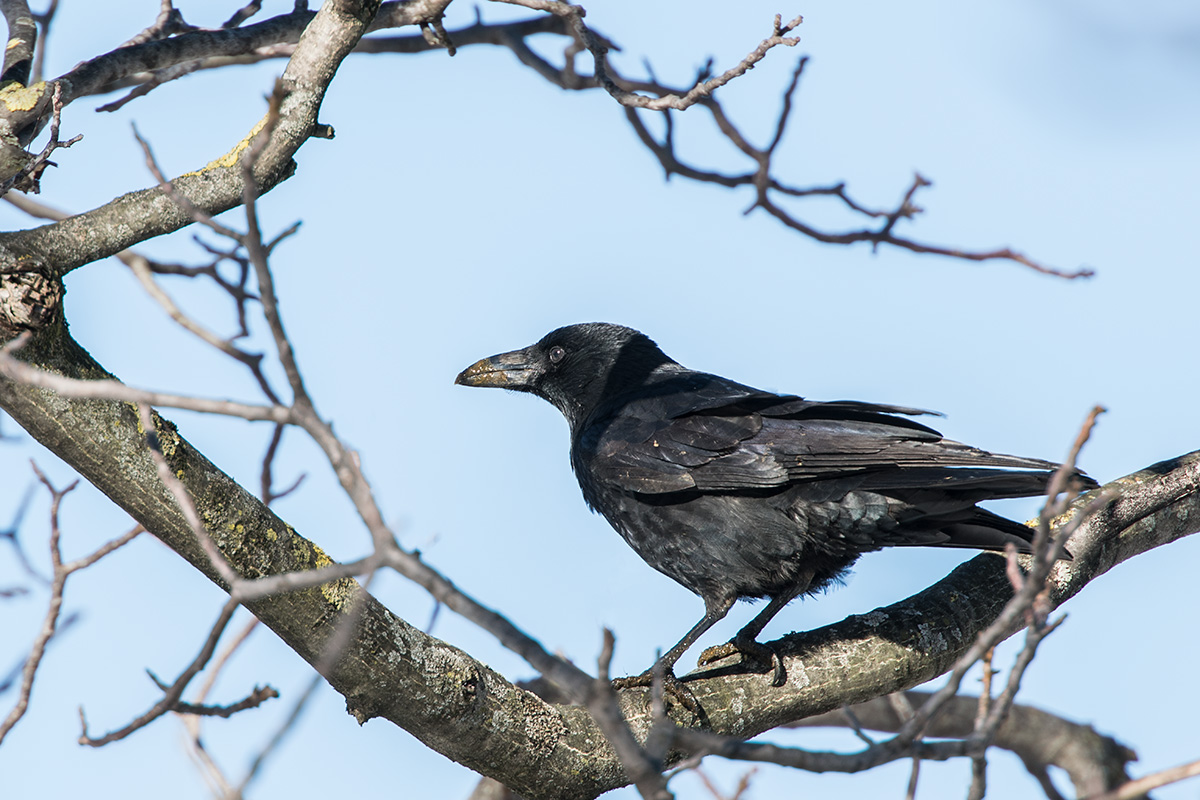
[456,323,1092,692]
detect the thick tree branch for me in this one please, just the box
[0,1,450,144]
[0,309,1196,798]
[81,14,569,110]
[1,0,36,86]
[0,0,384,276]
[791,691,1138,799]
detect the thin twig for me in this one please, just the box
[169,685,278,718]
[176,615,260,795]
[967,648,995,800]
[0,468,140,744]
[135,403,239,586]
[79,597,240,746]
[586,629,673,800]
[0,82,83,196]
[236,673,322,797]
[886,693,921,800]
[260,423,304,504]
[0,332,291,423]
[30,0,59,84]
[1084,757,1200,800]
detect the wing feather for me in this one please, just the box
[578,372,1059,496]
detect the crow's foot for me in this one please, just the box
[612,668,701,715]
[697,638,786,686]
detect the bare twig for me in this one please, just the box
[495,4,802,111]
[0,466,141,744]
[168,685,278,718]
[0,82,83,196]
[108,79,609,722]
[118,0,197,48]
[260,423,304,504]
[195,617,260,704]
[176,615,259,795]
[692,766,757,800]
[839,707,876,747]
[885,692,921,800]
[0,480,46,584]
[224,1,265,29]
[587,629,672,800]
[419,15,455,56]
[236,81,307,407]
[134,402,239,588]
[236,673,322,798]
[967,647,995,800]
[0,332,290,422]
[439,11,1094,279]
[79,597,240,746]
[96,62,206,113]
[125,249,280,400]
[1085,757,1200,800]
[4,168,590,701]
[132,123,242,240]
[29,0,59,84]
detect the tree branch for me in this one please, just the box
[0,308,1196,797]
[0,0,384,276]
[1086,757,1200,800]
[0,7,1083,279]
[1,0,36,86]
[790,691,1138,799]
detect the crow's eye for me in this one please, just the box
[548,346,566,364]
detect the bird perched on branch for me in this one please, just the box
[456,323,1093,697]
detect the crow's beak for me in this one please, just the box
[455,349,541,388]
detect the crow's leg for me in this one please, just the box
[612,594,735,712]
[698,573,812,686]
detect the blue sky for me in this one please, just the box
[2,1,1198,798]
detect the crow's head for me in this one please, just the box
[456,323,674,428]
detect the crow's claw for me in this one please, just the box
[698,638,786,686]
[612,668,701,714]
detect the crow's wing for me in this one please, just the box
[580,376,1057,495]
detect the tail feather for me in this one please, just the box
[864,467,1097,501]
[940,508,1072,560]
